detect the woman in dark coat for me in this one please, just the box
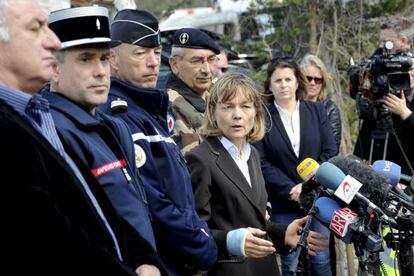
[186,73,328,276]
[254,57,337,276]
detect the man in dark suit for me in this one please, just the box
[0,1,164,275]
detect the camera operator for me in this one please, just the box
[353,53,414,175]
[353,20,414,176]
[379,22,412,52]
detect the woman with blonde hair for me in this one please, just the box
[186,73,329,275]
[299,54,342,149]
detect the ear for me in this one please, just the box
[400,36,410,48]
[109,49,119,72]
[51,60,60,84]
[169,56,179,75]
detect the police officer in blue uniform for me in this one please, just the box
[41,8,160,274]
[98,9,217,275]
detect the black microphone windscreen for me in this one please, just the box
[328,156,391,207]
[299,179,319,210]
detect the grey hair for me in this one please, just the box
[171,46,186,58]
[53,50,67,63]
[0,0,10,42]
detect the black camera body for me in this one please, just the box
[348,43,412,121]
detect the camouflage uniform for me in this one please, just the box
[166,73,208,155]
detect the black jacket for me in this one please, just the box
[186,137,287,276]
[0,99,165,275]
[354,96,414,175]
[322,98,342,149]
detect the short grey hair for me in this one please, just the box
[53,50,67,63]
[0,0,10,42]
[171,46,186,58]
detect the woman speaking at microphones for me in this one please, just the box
[185,73,328,276]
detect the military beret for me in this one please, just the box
[111,9,161,48]
[49,6,118,50]
[172,28,220,55]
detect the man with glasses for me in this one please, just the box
[167,28,220,155]
[98,10,217,275]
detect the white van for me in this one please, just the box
[160,7,242,41]
[159,7,274,42]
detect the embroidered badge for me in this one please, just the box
[179,32,189,44]
[134,144,146,168]
[96,19,101,30]
[167,113,175,134]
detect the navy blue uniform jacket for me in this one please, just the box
[42,89,156,249]
[99,78,217,275]
[254,101,338,214]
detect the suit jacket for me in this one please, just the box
[0,99,164,275]
[254,101,338,214]
[186,136,288,276]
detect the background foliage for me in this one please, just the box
[137,0,413,155]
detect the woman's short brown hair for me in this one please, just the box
[201,73,266,143]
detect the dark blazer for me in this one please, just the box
[254,101,338,214]
[0,99,164,275]
[186,136,288,276]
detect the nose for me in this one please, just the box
[147,51,160,68]
[200,61,213,74]
[44,27,61,52]
[233,106,242,119]
[94,60,108,77]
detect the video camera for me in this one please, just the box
[348,41,412,121]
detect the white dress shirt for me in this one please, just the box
[274,100,301,157]
[219,136,252,187]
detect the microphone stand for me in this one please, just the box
[288,190,321,275]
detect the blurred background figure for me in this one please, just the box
[215,47,229,79]
[254,57,337,276]
[300,54,342,150]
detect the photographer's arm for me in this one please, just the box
[382,92,412,121]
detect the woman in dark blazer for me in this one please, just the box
[186,73,328,276]
[253,57,338,276]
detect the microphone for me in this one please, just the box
[297,157,320,183]
[297,158,321,210]
[328,156,391,207]
[372,160,413,202]
[315,197,357,243]
[315,162,398,227]
[315,197,382,252]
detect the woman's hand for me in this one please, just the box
[289,183,302,202]
[306,230,329,256]
[244,227,276,258]
[135,264,161,276]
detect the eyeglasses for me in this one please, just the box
[175,55,219,68]
[306,76,323,85]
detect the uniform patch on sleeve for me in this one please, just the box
[134,144,146,168]
[167,113,175,134]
